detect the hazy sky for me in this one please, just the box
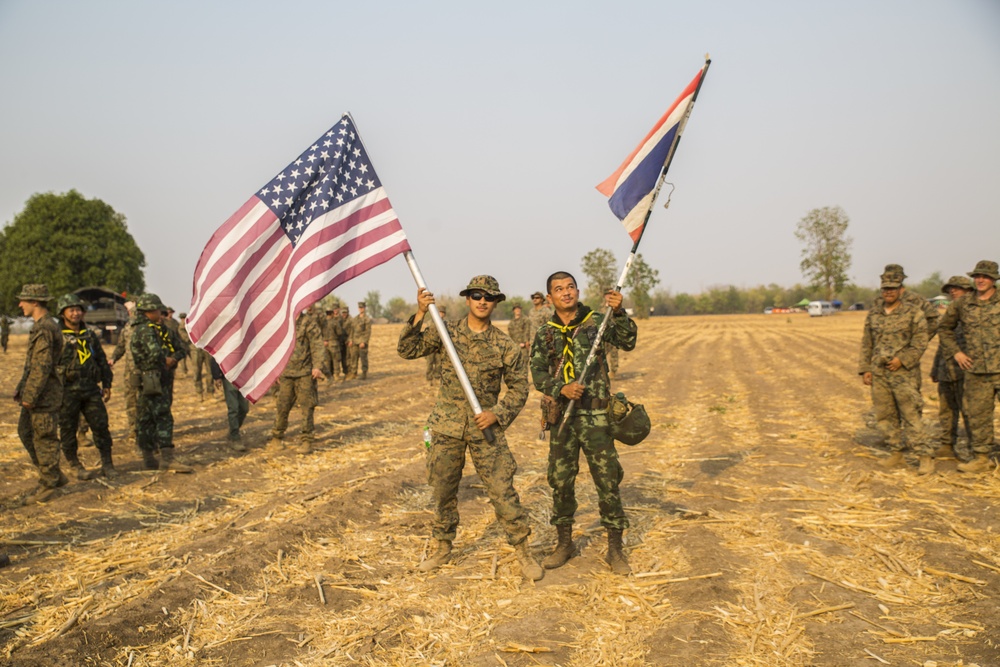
[2,0,998,313]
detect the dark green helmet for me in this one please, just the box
[56,293,85,315]
[609,392,651,446]
[136,293,166,312]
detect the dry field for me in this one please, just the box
[1,312,998,666]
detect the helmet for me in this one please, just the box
[608,392,651,446]
[136,293,166,312]
[56,293,85,315]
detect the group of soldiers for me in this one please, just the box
[859,260,1000,476]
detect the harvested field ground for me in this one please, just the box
[1,312,998,666]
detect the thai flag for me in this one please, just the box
[597,65,707,242]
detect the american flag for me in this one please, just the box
[186,114,410,402]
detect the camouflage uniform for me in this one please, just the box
[130,297,188,459]
[191,346,215,398]
[112,316,139,440]
[338,310,352,376]
[858,292,930,454]
[269,311,325,445]
[397,293,531,547]
[57,299,115,471]
[322,312,344,378]
[171,313,189,375]
[930,276,973,458]
[530,303,638,530]
[348,306,372,379]
[527,300,553,348]
[424,309,447,383]
[938,262,1000,459]
[507,311,532,367]
[15,286,65,490]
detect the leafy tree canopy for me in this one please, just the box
[580,248,618,307]
[0,190,145,311]
[626,253,660,319]
[794,206,852,301]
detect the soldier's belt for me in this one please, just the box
[578,397,609,410]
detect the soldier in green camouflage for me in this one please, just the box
[859,276,932,473]
[110,300,139,445]
[130,294,193,472]
[530,271,637,575]
[322,306,344,380]
[267,310,325,455]
[424,306,447,385]
[930,276,974,461]
[56,294,117,480]
[347,302,372,380]
[15,285,67,504]
[397,275,543,581]
[939,260,1000,473]
[170,308,190,376]
[528,291,555,440]
[507,304,531,368]
[338,306,352,379]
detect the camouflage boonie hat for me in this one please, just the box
[460,275,505,301]
[358,302,366,308]
[17,284,51,302]
[881,264,907,280]
[56,293,84,314]
[136,293,165,312]
[530,291,544,300]
[968,260,999,280]
[942,276,974,293]
[880,277,902,289]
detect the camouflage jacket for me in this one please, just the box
[281,312,324,378]
[507,315,532,347]
[340,316,353,342]
[130,315,187,377]
[58,325,113,394]
[857,299,928,375]
[112,318,137,376]
[527,305,554,336]
[177,318,192,345]
[350,314,372,345]
[872,290,939,339]
[938,290,1000,375]
[397,316,528,439]
[323,315,344,342]
[931,320,965,383]
[15,315,63,411]
[530,304,637,407]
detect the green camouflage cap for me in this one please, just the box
[17,284,51,302]
[942,275,974,293]
[459,275,505,301]
[136,293,166,312]
[968,260,999,281]
[880,277,902,289]
[56,293,85,314]
[881,264,907,281]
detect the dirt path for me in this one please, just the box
[1,313,997,666]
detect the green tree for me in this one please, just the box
[364,290,383,319]
[385,296,412,323]
[580,248,618,307]
[625,254,660,319]
[911,271,944,299]
[794,206,852,301]
[0,190,145,310]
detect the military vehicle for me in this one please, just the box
[73,286,129,344]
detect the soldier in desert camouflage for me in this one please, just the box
[528,291,554,440]
[424,306,447,385]
[347,302,372,380]
[930,276,974,462]
[397,275,543,581]
[858,275,932,474]
[507,304,531,368]
[267,310,325,455]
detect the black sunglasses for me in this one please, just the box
[467,291,500,302]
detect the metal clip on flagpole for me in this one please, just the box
[403,251,495,444]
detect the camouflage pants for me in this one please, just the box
[136,375,175,453]
[324,344,341,378]
[18,408,62,487]
[937,378,971,455]
[222,377,249,437]
[548,410,628,530]
[963,373,1000,456]
[192,348,214,395]
[60,388,113,460]
[338,340,349,375]
[348,344,368,376]
[871,369,930,455]
[270,375,317,441]
[124,374,138,439]
[427,431,531,545]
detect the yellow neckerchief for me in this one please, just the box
[546,309,594,383]
[149,321,175,354]
[63,327,92,366]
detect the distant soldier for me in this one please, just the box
[267,311,325,455]
[531,272,637,574]
[425,306,447,385]
[210,357,249,451]
[174,310,191,376]
[858,275,932,474]
[14,284,66,504]
[110,300,139,444]
[939,260,1000,474]
[322,306,343,379]
[338,306,352,378]
[190,310,214,400]
[131,294,193,472]
[56,294,117,480]
[528,291,555,440]
[397,275,542,581]
[347,301,372,380]
[507,304,531,367]
[1,313,9,353]
[930,276,974,461]
[874,264,939,337]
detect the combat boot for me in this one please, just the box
[878,451,904,469]
[917,456,935,476]
[266,438,284,453]
[605,528,631,575]
[515,542,544,581]
[417,540,452,572]
[361,371,367,380]
[957,454,993,474]
[65,454,97,481]
[141,449,160,471]
[542,524,574,569]
[228,435,247,452]
[295,440,313,455]
[99,450,119,479]
[23,484,56,506]
[159,449,194,474]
